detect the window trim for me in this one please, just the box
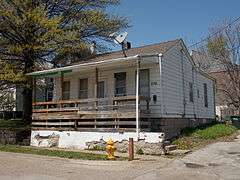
[97,81,105,98]
[189,82,194,102]
[203,83,208,107]
[114,72,126,97]
[62,81,70,100]
[79,78,88,99]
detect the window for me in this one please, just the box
[204,83,208,107]
[189,82,193,102]
[114,72,126,97]
[79,78,88,99]
[62,81,70,100]
[46,78,54,101]
[197,89,200,98]
[97,81,105,98]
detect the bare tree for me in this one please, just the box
[205,21,240,115]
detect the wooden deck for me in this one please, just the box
[32,96,151,132]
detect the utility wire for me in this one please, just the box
[188,16,240,48]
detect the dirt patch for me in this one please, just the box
[228,151,240,155]
[184,162,205,168]
[208,163,220,167]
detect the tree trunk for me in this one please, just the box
[22,55,34,125]
[22,85,32,125]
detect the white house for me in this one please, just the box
[27,39,215,149]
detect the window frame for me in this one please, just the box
[79,78,88,99]
[97,81,105,98]
[62,81,70,100]
[203,83,208,107]
[46,78,54,102]
[114,72,126,97]
[189,82,194,102]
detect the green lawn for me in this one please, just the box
[172,123,238,150]
[0,145,125,161]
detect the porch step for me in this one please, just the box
[165,145,177,152]
[163,140,171,146]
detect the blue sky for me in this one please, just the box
[109,0,239,50]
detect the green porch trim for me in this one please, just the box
[31,69,73,78]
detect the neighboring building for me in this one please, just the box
[27,39,215,149]
[191,50,238,120]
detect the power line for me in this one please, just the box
[188,16,240,48]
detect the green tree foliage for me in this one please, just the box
[0,0,128,122]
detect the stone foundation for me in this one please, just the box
[31,131,165,153]
[0,129,17,144]
[153,118,213,139]
[86,139,165,155]
[0,129,30,145]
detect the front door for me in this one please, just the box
[139,69,150,98]
[97,80,107,110]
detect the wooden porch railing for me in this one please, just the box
[32,96,151,132]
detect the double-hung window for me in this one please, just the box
[62,81,70,100]
[189,82,194,102]
[97,81,105,98]
[204,83,208,107]
[79,78,88,99]
[114,72,126,97]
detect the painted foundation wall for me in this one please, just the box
[31,130,164,149]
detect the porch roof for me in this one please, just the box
[26,54,160,77]
[26,55,140,77]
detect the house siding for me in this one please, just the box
[52,57,162,115]
[161,44,215,119]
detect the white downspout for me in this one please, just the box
[136,56,140,140]
[158,53,164,116]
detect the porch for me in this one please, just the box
[29,55,160,133]
[32,96,151,132]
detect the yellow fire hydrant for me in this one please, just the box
[106,138,116,160]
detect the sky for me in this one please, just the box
[109,0,240,50]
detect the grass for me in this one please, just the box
[0,119,28,130]
[0,145,126,161]
[172,123,238,150]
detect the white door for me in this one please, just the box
[97,80,107,110]
[139,69,150,98]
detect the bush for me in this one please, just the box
[136,148,144,155]
[193,124,237,139]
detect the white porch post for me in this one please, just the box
[136,57,140,139]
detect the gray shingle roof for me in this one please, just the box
[72,39,181,65]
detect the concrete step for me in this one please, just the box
[168,149,191,155]
[163,141,171,146]
[165,145,177,152]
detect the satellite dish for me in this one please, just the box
[114,32,128,44]
[109,32,130,57]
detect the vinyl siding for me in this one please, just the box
[52,45,215,119]
[161,44,215,118]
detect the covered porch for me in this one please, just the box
[28,55,159,133]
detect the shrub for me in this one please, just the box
[193,124,237,139]
[172,123,237,150]
[136,148,144,155]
